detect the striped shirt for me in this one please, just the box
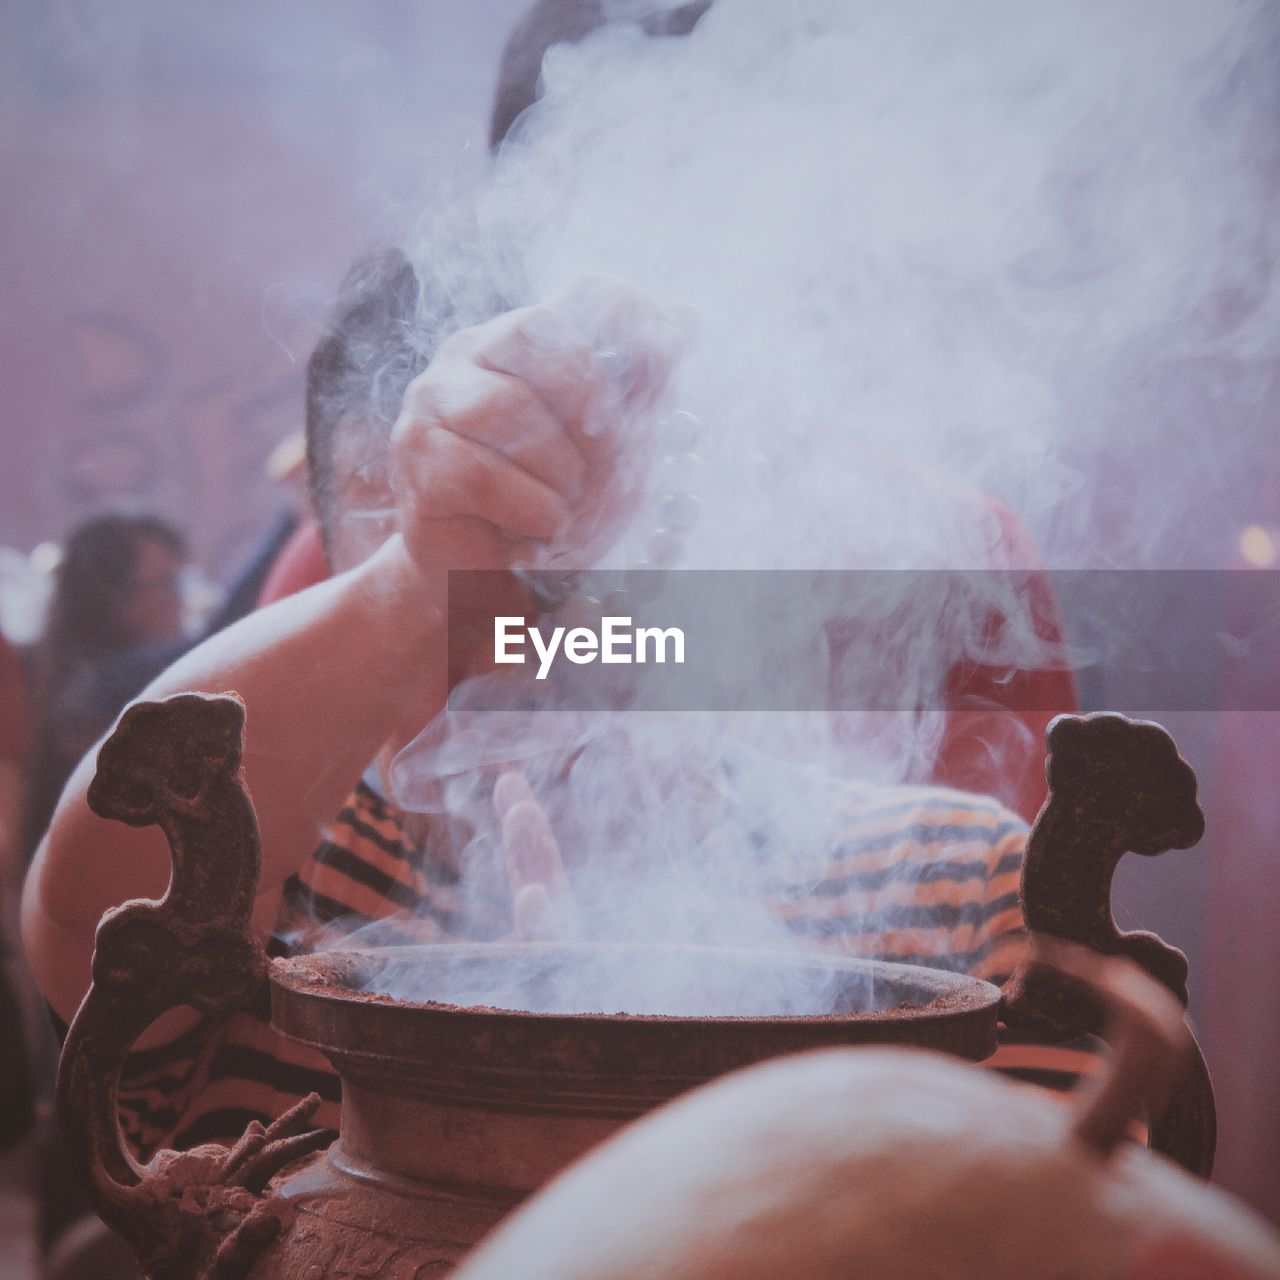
[116,776,1101,1158]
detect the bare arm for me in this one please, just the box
[22,278,682,1028]
[21,534,445,1024]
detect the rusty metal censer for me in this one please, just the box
[56,694,1217,1280]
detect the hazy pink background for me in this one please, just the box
[1,0,1275,1223]
[1,0,527,569]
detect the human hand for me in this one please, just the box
[493,770,579,942]
[391,276,685,645]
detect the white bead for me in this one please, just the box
[663,408,703,452]
[659,492,702,531]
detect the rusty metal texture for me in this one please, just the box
[269,942,1003,1112]
[1002,712,1216,1175]
[259,945,1003,1276]
[56,693,334,1280]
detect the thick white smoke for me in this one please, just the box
[361,0,1279,1012]
[473,0,1277,568]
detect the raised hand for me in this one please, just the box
[392,275,685,585]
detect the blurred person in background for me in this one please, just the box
[18,512,186,1280]
[22,513,188,865]
[0,629,35,1152]
[40,435,325,774]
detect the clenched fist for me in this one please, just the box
[392,276,685,585]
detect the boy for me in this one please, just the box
[23,3,1093,1157]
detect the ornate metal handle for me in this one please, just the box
[56,693,333,1280]
[1002,712,1217,1175]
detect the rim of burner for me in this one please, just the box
[268,944,1003,1109]
[269,940,1000,1023]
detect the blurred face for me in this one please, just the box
[117,537,186,646]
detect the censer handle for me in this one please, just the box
[56,693,332,1280]
[1030,940,1191,1160]
[1002,712,1217,1175]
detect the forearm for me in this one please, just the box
[138,534,445,884]
[23,534,445,1020]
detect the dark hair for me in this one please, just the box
[489,1,714,150]
[304,249,427,553]
[41,513,187,674]
[23,512,187,856]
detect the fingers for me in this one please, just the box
[399,512,520,574]
[395,424,572,543]
[474,307,600,447]
[452,279,687,445]
[501,796,564,894]
[493,768,536,819]
[548,275,688,420]
[400,357,587,499]
[494,771,578,942]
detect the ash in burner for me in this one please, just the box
[353,943,890,1018]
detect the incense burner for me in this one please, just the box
[56,694,1214,1279]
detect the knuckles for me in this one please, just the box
[392,281,679,555]
[409,431,498,517]
[399,283,679,448]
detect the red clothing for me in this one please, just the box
[934,498,1077,821]
[257,517,330,607]
[826,486,1077,822]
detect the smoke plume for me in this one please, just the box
[356,0,1279,1013]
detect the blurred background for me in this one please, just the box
[0,4,529,1276]
[0,1,529,593]
[0,3,1276,1275]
